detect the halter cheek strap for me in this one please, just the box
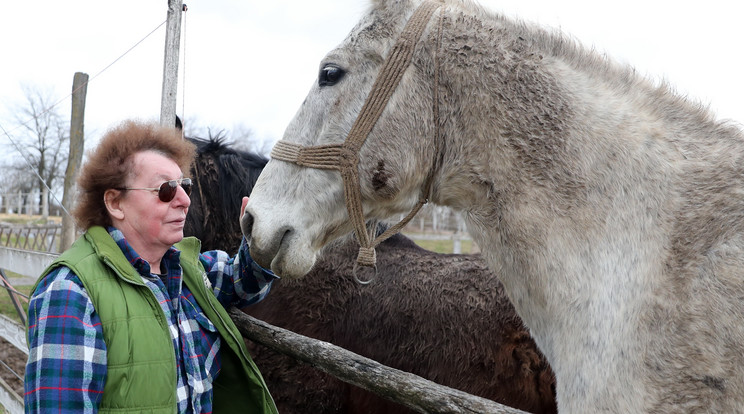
[271,0,445,274]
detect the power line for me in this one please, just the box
[2,18,167,141]
[0,18,169,219]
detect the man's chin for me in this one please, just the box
[165,230,185,245]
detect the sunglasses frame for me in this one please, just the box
[117,178,193,202]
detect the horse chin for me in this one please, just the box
[246,228,317,279]
[271,240,318,280]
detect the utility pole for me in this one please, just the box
[160,0,184,128]
[61,72,88,250]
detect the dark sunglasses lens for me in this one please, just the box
[181,178,192,196]
[158,181,179,202]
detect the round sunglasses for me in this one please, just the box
[117,178,193,202]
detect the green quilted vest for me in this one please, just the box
[34,226,277,414]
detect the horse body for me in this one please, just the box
[244,0,744,412]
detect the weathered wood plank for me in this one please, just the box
[0,374,23,414]
[0,247,57,279]
[0,316,28,356]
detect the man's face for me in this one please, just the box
[115,150,191,257]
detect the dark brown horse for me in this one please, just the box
[184,136,556,414]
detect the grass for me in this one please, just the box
[404,234,476,254]
[0,214,61,225]
[0,270,32,325]
[0,213,62,223]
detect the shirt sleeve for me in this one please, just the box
[199,237,279,308]
[24,267,107,414]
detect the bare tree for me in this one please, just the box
[230,122,274,156]
[5,84,70,212]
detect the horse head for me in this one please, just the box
[245,0,445,278]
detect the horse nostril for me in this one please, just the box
[240,211,255,242]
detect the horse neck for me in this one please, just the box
[428,7,680,388]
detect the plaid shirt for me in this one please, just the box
[24,227,277,413]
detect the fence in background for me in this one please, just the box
[0,193,35,216]
[0,223,67,412]
[0,245,42,414]
[0,224,62,254]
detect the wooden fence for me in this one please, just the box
[0,235,525,414]
[0,246,34,414]
[0,223,62,254]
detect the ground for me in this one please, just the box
[0,337,25,398]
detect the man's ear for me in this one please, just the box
[104,189,125,221]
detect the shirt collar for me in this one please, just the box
[106,226,182,277]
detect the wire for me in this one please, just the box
[2,19,167,141]
[0,18,168,219]
[180,4,188,138]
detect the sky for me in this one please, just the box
[1,0,742,161]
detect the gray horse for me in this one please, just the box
[243,0,744,412]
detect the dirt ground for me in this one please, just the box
[0,336,25,398]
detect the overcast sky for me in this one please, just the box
[1,0,742,158]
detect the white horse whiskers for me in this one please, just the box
[243,0,744,412]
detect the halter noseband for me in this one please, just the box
[271,0,445,280]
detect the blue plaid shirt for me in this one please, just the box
[24,227,277,413]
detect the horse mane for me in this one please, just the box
[185,134,268,253]
[368,0,722,130]
[192,135,267,211]
[450,0,723,128]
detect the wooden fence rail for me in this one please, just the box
[0,244,524,414]
[0,224,62,253]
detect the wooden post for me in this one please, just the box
[61,72,88,251]
[24,194,32,216]
[160,0,184,128]
[452,233,462,254]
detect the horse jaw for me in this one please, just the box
[243,159,353,279]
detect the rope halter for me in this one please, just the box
[271,0,445,280]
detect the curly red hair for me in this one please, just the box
[73,120,196,229]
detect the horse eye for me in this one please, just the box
[319,65,345,87]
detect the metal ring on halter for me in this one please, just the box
[352,262,378,285]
